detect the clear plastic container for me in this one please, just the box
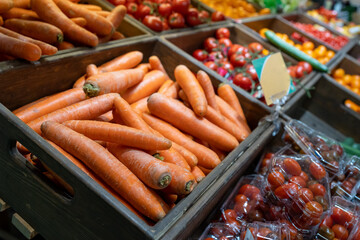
[284,119,345,176]
[199,222,244,240]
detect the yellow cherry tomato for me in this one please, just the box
[302,41,315,51]
[259,28,270,38]
[262,49,269,55]
[333,68,345,78]
[343,74,352,85]
[326,50,335,59]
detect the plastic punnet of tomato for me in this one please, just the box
[315,196,359,240]
[284,119,345,176]
[331,156,360,200]
[241,221,287,240]
[199,222,245,240]
[264,152,331,236]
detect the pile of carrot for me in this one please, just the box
[13,50,252,223]
[0,0,127,61]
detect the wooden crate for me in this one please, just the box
[0,37,271,240]
[347,43,360,62]
[162,23,317,111]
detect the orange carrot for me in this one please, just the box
[111,31,124,40]
[31,0,98,47]
[198,166,212,175]
[86,63,98,78]
[163,82,179,99]
[191,166,205,182]
[147,93,239,152]
[57,41,74,50]
[122,70,166,104]
[0,26,57,55]
[15,88,86,123]
[13,0,30,8]
[63,120,172,151]
[135,63,151,74]
[70,17,87,27]
[94,110,113,122]
[197,70,219,113]
[178,89,188,103]
[141,113,219,169]
[149,55,171,80]
[0,0,13,14]
[157,192,177,205]
[54,0,113,36]
[2,8,39,20]
[171,142,197,168]
[209,145,227,160]
[218,83,246,121]
[205,105,247,142]
[106,5,126,29]
[13,95,51,114]
[156,147,190,171]
[108,144,172,189]
[77,3,102,11]
[41,159,74,195]
[0,16,3,26]
[94,10,110,17]
[99,51,143,73]
[162,162,195,195]
[73,75,85,88]
[41,121,166,221]
[0,32,41,61]
[4,19,63,44]
[27,93,118,134]
[174,65,207,117]
[131,97,149,114]
[158,80,173,94]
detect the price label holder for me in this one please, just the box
[252,52,294,135]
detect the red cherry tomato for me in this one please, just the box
[203,37,218,52]
[309,183,326,196]
[192,49,208,62]
[230,54,246,67]
[309,162,326,180]
[298,61,312,74]
[216,27,230,39]
[158,3,172,17]
[126,2,138,15]
[287,66,297,78]
[211,11,225,21]
[305,201,323,218]
[248,42,264,53]
[136,4,151,20]
[289,176,306,188]
[186,8,201,26]
[283,158,302,176]
[298,188,314,203]
[332,207,354,227]
[341,180,354,193]
[268,171,285,188]
[171,0,189,15]
[233,74,252,91]
[295,65,304,78]
[219,60,233,71]
[321,215,334,228]
[274,183,299,199]
[111,0,126,5]
[142,15,163,32]
[208,51,224,62]
[234,198,251,216]
[204,61,217,71]
[218,38,232,48]
[222,209,237,222]
[168,13,185,28]
[332,224,349,240]
[246,65,258,81]
[198,10,209,23]
[238,184,260,200]
[162,20,170,30]
[299,171,309,182]
[234,194,248,203]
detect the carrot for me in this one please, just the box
[178,89,188,103]
[111,31,124,40]
[198,166,212,175]
[209,145,226,160]
[0,16,3,26]
[106,5,126,29]
[0,53,14,61]
[41,159,74,195]
[0,26,57,55]
[2,8,39,20]
[41,123,166,222]
[70,17,87,27]
[113,96,152,132]
[171,142,197,168]
[215,96,251,135]
[31,0,98,47]
[94,10,110,17]
[83,69,145,97]
[4,19,64,44]
[86,63,98,78]
[73,75,85,88]
[77,3,102,11]
[174,65,207,117]
[27,93,118,134]
[0,32,41,61]
[54,0,113,36]
[158,80,173,94]
[157,192,177,204]
[135,63,151,74]
[131,97,149,114]
[163,82,179,99]
[0,0,13,14]
[13,95,51,114]
[205,105,247,142]
[15,88,85,123]
[149,55,171,80]
[156,147,190,171]
[162,162,195,195]
[63,120,172,151]
[57,41,74,50]
[141,113,219,169]
[94,111,113,122]
[107,144,172,189]
[13,0,30,8]
[217,83,246,121]
[191,166,205,183]
[122,70,166,104]
[147,93,239,152]
[197,70,219,113]
[99,51,143,73]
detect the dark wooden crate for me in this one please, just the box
[162,23,317,111]
[240,15,342,65]
[281,13,357,53]
[347,43,360,62]
[0,37,270,240]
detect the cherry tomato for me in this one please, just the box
[204,61,217,71]
[283,158,302,176]
[309,183,326,196]
[230,54,246,67]
[331,144,343,156]
[298,188,314,203]
[242,52,252,60]
[216,28,230,39]
[136,4,151,20]
[211,225,226,238]
[234,198,251,216]
[238,184,260,200]
[332,207,354,227]
[111,0,126,5]
[234,194,248,203]
[171,0,189,15]
[211,11,225,21]
[295,65,304,78]
[304,201,323,218]
[126,2,138,15]
[192,49,208,62]
[233,74,252,91]
[219,61,233,71]
[208,51,224,62]
[222,209,237,222]
[299,171,309,182]
[225,219,242,235]
[287,66,297,78]
[246,65,258,81]
[186,8,201,27]
[258,228,272,238]
[142,15,163,32]
[341,180,354,193]
[274,183,299,199]
[168,13,185,28]
[280,219,298,239]
[309,162,326,180]
[218,38,232,48]
[321,215,334,228]
[203,37,218,52]
[332,224,349,240]
[298,61,312,74]
[268,171,285,188]
[290,176,306,188]
[162,19,170,30]
[158,3,172,17]
[248,42,264,53]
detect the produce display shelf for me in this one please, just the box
[162,23,317,111]
[0,36,271,240]
[347,43,360,62]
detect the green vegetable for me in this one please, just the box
[341,143,360,157]
[264,30,329,72]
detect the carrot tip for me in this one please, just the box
[153,153,164,161]
[83,83,99,97]
[57,34,64,43]
[159,174,171,188]
[185,181,194,193]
